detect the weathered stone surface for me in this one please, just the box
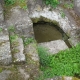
[11,37,25,63]
[46,76,80,80]
[30,7,74,36]
[0,3,4,22]
[6,6,34,38]
[24,42,40,79]
[46,76,62,80]
[68,37,80,46]
[74,0,80,16]
[68,29,80,46]
[29,3,80,46]
[0,42,12,65]
[0,29,12,65]
[39,40,68,54]
[18,67,30,80]
[63,77,72,80]
[0,70,11,80]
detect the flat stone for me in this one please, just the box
[24,42,40,79]
[39,40,68,54]
[6,6,34,38]
[24,43,39,62]
[0,29,12,65]
[0,3,4,22]
[0,70,11,80]
[0,29,9,42]
[0,42,12,65]
[18,67,30,80]
[12,37,26,63]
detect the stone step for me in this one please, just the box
[24,41,40,79]
[9,32,26,64]
[0,29,12,65]
[39,40,68,54]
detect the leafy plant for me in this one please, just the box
[44,0,59,8]
[60,11,65,18]
[5,0,16,6]
[24,38,34,46]
[19,0,27,9]
[0,28,3,32]
[38,46,52,66]
[38,43,80,79]
[4,0,27,10]
[64,3,74,9]
[10,34,18,42]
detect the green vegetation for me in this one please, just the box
[24,38,35,46]
[60,11,65,18]
[38,44,80,79]
[64,3,74,9]
[12,48,19,54]
[5,0,15,6]
[0,68,3,73]
[10,34,18,42]
[4,0,27,9]
[8,26,15,32]
[0,28,3,32]
[43,0,59,8]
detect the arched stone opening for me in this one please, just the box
[32,18,71,48]
[33,21,68,42]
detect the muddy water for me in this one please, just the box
[33,22,66,43]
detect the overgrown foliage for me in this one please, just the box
[5,0,15,5]
[64,3,74,9]
[4,0,27,9]
[24,38,35,46]
[38,44,80,79]
[10,34,18,42]
[43,0,59,8]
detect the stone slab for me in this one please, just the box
[12,38,26,63]
[39,40,68,54]
[0,70,11,80]
[0,29,12,65]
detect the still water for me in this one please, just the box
[33,22,64,43]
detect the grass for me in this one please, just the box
[43,0,59,8]
[38,43,80,79]
[24,37,35,46]
[60,11,65,18]
[0,28,3,32]
[64,3,74,9]
[10,34,18,43]
[0,68,3,73]
[4,0,27,9]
